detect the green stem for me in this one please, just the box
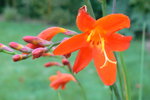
[110,86,113,100]
[98,0,107,16]
[115,53,124,100]
[117,63,124,100]
[57,91,62,100]
[2,50,17,55]
[65,64,87,100]
[111,84,122,100]
[47,41,61,51]
[76,80,87,100]
[83,0,95,18]
[118,52,131,100]
[138,23,146,100]
[71,72,87,100]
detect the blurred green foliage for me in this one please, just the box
[0,0,82,25]
[0,0,149,36]
[2,7,20,21]
[128,0,150,37]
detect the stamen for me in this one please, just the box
[87,35,91,42]
[100,50,117,69]
[101,38,105,52]
[87,30,102,47]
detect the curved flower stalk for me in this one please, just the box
[49,71,76,90]
[53,5,132,86]
[25,27,78,49]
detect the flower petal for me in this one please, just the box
[76,5,96,32]
[73,47,92,73]
[49,75,58,82]
[50,81,61,90]
[53,33,87,55]
[106,33,132,51]
[96,14,130,34]
[38,27,66,41]
[61,83,66,90]
[93,47,116,86]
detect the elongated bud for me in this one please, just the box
[62,58,70,65]
[0,43,14,52]
[64,30,78,35]
[23,36,52,46]
[13,54,28,62]
[9,42,32,53]
[44,62,62,67]
[32,47,48,59]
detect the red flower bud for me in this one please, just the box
[9,42,32,53]
[13,54,28,62]
[0,43,14,52]
[44,62,62,67]
[23,36,52,46]
[62,58,70,65]
[64,53,71,58]
[32,47,47,59]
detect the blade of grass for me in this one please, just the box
[112,0,116,13]
[138,23,146,100]
[98,0,107,16]
[115,53,124,100]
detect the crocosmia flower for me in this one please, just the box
[53,6,132,85]
[49,71,76,90]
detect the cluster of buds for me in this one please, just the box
[0,26,79,91]
[0,36,53,62]
[0,27,78,70]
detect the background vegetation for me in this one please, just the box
[0,0,149,36]
[0,0,150,100]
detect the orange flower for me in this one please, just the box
[53,6,132,85]
[49,71,76,90]
[26,27,77,49]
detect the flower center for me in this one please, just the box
[86,29,116,69]
[86,29,102,47]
